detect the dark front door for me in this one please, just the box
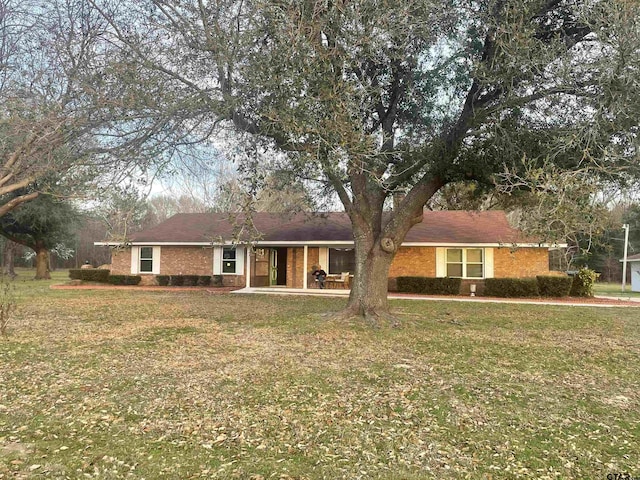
[269,248,288,286]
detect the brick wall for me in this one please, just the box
[115,245,549,289]
[110,249,130,275]
[110,246,245,287]
[284,247,320,289]
[160,246,245,287]
[493,247,550,278]
[160,246,213,275]
[389,247,438,278]
[286,247,302,288]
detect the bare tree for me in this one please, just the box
[0,0,198,218]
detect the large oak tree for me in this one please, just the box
[89,0,639,321]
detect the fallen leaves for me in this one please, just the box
[1,286,639,478]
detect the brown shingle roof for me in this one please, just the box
[128,211,532,245]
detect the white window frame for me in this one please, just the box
[131,246,160,275]
[139,246,154,273]
[222,246,237,274]
[445,248,485,279]
[213,246,245,275]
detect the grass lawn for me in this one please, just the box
[1,271,639,479]
[594,281,640,299]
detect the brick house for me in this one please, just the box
[99,211,558,292]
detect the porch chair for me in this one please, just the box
[329,272,350,289]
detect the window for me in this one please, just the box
[446,248,483,278]
[328,248,356,275]
[140,246,154,273]
[222,247,237,273]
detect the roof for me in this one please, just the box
[623,253,640,262]
[118,211,543,246]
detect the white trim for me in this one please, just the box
[130,247,139,275]
[435,248,446,277]
[151,246,161,275]
[444,247,486,279]
[246,248,251,288]
[96,240,565,248]
[131,246,160,275]
[214,246,243,275]
[485,248,494,279]
[303,245,308,290]
[235,246,245,275]
[213,247,222,275]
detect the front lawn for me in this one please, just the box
[1,273,639,479]
[594,281,640,298]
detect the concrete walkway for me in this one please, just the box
[233,287,640,308]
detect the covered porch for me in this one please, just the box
[244,244,354,290]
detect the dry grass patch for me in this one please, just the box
[1,276,639,479]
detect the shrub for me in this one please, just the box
[211,275,223,287]
[570,267,597,297]
[424,277,461,295]
[170,275,184,286]
[69,269,82,280]
[197,275,212,286]
[156,275,170,286]
[108,275,141,285]
[396,277,461,295]
[536,275,573,297]
[182,275,199,286]
[68,269,111,283]
[396,276,427,294]
[484,278,539,298]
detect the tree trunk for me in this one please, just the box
[336,176,444,325]
[3,240,17,278]
[34,243,51,280]
[343,233,396,325]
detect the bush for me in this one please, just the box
[182,275,199,286]
[536,275,573,297]
[570,267,597,297]
[108,275,141,285]
[197,275,212,286]
[156,275,170,286]
[396,277,461,295]
[396,276,427,293]
[170,275,184,286]
[68,269,110,283]
[484,278,539,298]
[211,275,223,287]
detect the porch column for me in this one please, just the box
[245,247,251,289]
[303,245,308,289]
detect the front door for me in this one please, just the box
[269,249,278,285]
[268,248,288,286]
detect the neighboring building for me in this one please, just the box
[622,253,640,292]
[96,211,560,293]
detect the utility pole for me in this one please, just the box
[622,223,630,292]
